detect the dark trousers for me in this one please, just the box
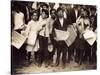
[91,41,97,63]
[11,45,18,74]
[83,41,92,63]
[56,41,68,66]
[75,38,85,64]
[81,40,97,64]
[68,47,74,61]
[11,44,27,65]
[38,35,49,65]
[48,34,56,64]
[68,38,78,62]
[11,44,27,74]
[27,52,31,62]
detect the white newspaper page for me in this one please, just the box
[83,29,96,46]
[65,25,77,47]
[54,29,70,41]
[11,31,27,49]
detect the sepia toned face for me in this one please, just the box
[42,6,48,10]
[27,2,33,8]
[57,10,64,18]
[51,10,56,19]
[81,9,88,17]
[41,11,47,19]
[32,13,38,21]
[49,3,55,8]
[91,10,96,16]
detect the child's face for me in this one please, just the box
[81,9,88,17]
[42,6,48,10]
[51,10,56,19]
[57,10,64,18]
[32,13,38,21]
[41,12,47,19]
[91,10,96,15]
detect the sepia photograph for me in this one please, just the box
[11,0,97,74]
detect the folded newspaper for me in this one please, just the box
[54,29,70,41]
[11,31,27,49]
[83,29,96,46]
[65,25,77,47]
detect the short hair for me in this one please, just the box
[42,9,49,18]
[90,6,96,11]
[82,8,90,17]
[50,9,56,15]
[30,10,39,17]
[42,3,49,8]
[57,7,64,13]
